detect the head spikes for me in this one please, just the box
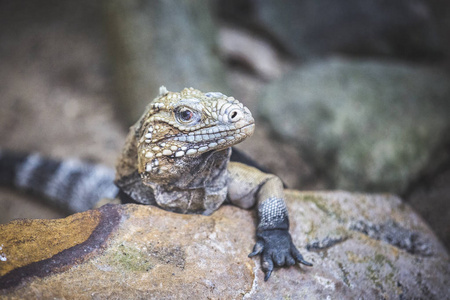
[159,86,169,97]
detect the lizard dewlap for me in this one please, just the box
[115,87,311,281]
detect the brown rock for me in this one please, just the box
[1,191,449,299]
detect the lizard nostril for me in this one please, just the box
[229,109,243,122]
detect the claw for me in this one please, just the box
[298,258,313,267]
[248,240,264,257]
[264,269,272,281]
[292,246,313,267]
[262,253,274,281]
[252,230,313,281]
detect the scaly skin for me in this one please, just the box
[115,86,312,280]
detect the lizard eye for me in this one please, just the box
[174,106,200,124]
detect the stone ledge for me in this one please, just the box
[0,191,448,299]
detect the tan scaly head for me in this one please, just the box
[136,87,255,184]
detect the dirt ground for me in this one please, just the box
[0,1,125,220]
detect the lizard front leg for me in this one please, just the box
[227,162,312,281]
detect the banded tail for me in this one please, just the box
[0,150,119,213]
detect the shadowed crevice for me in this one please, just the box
[349,220,433,256]
[0,204,122,291]
[306,236,348,251]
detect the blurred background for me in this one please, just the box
[0,0,449,249]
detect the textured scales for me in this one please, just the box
[0,150,118,213]
[137,86,254,182]
[116,87,255,214]
[115,87,312,280]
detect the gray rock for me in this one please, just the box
[1,191,448,299]
[105,0,228,122]
[259,59,450,194]
[218,0,442,60]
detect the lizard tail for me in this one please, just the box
[0,149,118,213]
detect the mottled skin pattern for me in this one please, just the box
[115,87,312,280]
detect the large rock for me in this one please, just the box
[1,191,448,298]
[105,0,229,123]
[218,0,443,61]
[259,59,450,195]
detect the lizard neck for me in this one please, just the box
[142,148,231,188]
[145,148,231,215]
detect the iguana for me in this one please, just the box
[114,86,312,280]
[0,150,119,213]
[0,87,311,280]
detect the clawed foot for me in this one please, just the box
[248,229,312,281]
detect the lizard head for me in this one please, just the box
[136,87,255,183]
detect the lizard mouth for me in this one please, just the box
[139,121,255,163]
[239,123,255,136]
[178,122,255,157]
[202,122,255,152]
[203,122,254,145]
[169,121,254,145]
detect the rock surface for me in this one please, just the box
[259,59,450,195]
[1,191,448,299]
